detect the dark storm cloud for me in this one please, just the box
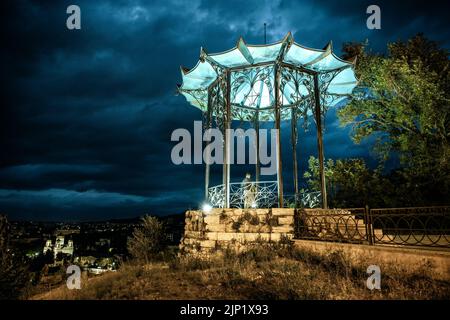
[1,0,449,220]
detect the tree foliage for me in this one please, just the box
[127,215,167,263]
[304,156,400,208]
[0,215,30,299]
[338,34,450,204]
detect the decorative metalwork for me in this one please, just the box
[209,76,226,131]
[229,65,275,121]
[295,208,369,243]
[178,34,358,210]
[280,65,315,125]
[179,33,357,120]
[208,182,322,209]
[207,184,226,208]
[294,206,450,248]
[204,64,344,124]
[179,88,208,112]
[369,207,450,247]
[208,181,278,208]
[300,191,322,208]
[313,70,342,128]
[283,191,322,208]
[230,181,278,208]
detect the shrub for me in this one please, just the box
[127,215,167,263]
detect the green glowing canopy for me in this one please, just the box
[178,32,357,121]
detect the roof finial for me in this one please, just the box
[264,23,267,44]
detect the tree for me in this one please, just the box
[0,215,30,299]
[127,215,166,263]
[338,34,450,205]
[304,156,402,208]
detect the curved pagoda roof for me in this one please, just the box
[178,32,357,121]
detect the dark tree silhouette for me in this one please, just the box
[0,215,31,299]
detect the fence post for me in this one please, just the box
[365,205,374,245]
[293,207,298,238]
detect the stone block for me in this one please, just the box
[199,240,217,248]
[271,208,295,216]
[242,233,262,241]
[209,208,224,215]
[216,232,246,242]
[215,232,235,241]
[245,224,263,233]
[225,209,239,216]
[271,226,294,233]
[255,208,271,215]
[278,216,294,225]
[258,225,271,233]
[268,233,281,241]
[206,223,226,232]
[224,224,237,233]
[204,215,221,225]
[205,232,219,240]
[184,231,204,238]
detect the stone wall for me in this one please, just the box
[179,208,295,255]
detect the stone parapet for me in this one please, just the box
[179,208,295,255]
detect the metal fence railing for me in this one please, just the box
[208,181,278,208]
[208,182,321,209]
[369,207,450,247]
[295,206,450,248]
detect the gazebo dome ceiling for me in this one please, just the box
[178,32,357,120]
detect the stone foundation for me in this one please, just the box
[179,208,295,255]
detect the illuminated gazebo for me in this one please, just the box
[177,32,357,209]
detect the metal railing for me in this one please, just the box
[369,207,450,247]
[284,192,322,209]
[207,184,226,208]
[295,206,450,248]
[207,181,322,209]
[208,181,278,208]
[295,208,368,244]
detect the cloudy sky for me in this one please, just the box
[1,0,449,221]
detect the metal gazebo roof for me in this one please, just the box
[178,32,357,121]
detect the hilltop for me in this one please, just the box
[31,244,450,300]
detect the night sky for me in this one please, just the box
[1,0,449,221]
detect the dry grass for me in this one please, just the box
[32,244,450,300]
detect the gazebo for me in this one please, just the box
[178,32,357,209]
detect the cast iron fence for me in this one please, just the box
[295,206,450,248]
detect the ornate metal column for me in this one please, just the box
[291,107,299,196]
[204,88,212,200]
[223,70,231,208]
[313,73,328,209]
[254,112,260,183]
[274,64,284,207]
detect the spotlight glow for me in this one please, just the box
[202,203,212,213]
